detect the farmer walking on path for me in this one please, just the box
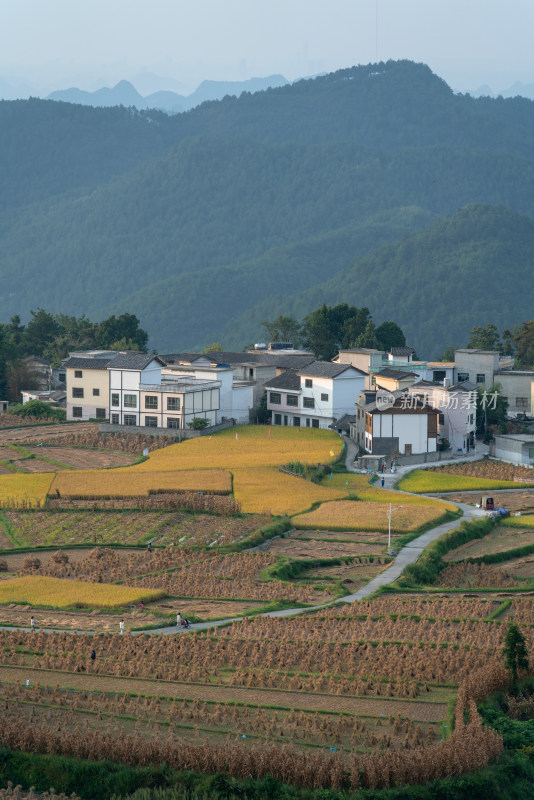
[177,612,182,627]
[119,619,125,635]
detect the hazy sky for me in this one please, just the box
[1,0,533,95]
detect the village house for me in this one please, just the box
[264,362,366,429]
[64,354,115,421]
[408,380,477,453]
[352,389,439,457]
[454,349,534,417]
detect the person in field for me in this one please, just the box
[30,616,35,631]
[177,612,182,627]
[119,619,125,635]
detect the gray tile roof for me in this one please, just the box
[264,371,302,391]
[376,368,417,379]
[63,357,112,370]
[446,381,477,392]
[270,354,315,369]
[298,362,365,379]
[330,414,356,431]
[108,353,165,370]
[390,347,415,356]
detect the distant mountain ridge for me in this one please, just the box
[47,75,289,113]
[0,59,533,358]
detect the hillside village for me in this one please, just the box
[9,341,534,469]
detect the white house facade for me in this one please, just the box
[265,362,366,429]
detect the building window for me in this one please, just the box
[438,413,444,424]
[306,418,310,427]
[95,408,106,420]
[529,448,534,460]
[249,368,254,378]
[74,370,82,378]
[476,374,485,384]
[72,407,82,418]
[167,397,180,411]
[304,379,312,388]
[124,415,136,426]
[145,396,158,409]
[167,418,180,429]
[457,372,469,382]
[303,397,315,409]
[433,370,446,382]
[144,416,157,428]
[293,417,301,426]
[470,413,474,424]
[111,413,119,425]
[124,394,137,408]
[72,387,84,398]
[312,419,319,428]
[286,394,298,407]
[274,414,282,425]
[269,392,281,405]
[321,393,328,401]
[111,393,120,407]
[92,388,100,396]
[516,397,529,408]
[59,372,66,383]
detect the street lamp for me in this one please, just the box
[387,503,403,554]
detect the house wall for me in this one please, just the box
[66,367,109,421]
[232,385,255,424]
[371,412,437,455]
[454,351,499,387]
[495,373,534,416]
[494,437,534,466]
[373,374,416,392]
[408,386,475,453]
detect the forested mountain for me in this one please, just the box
[221,205,534,358]
[0,59,533,357]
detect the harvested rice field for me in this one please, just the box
[0,510,267,548]
[266,538,385,559]
[440,490,534,511]
[443,527,534,562]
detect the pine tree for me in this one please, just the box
[503,621,529,685]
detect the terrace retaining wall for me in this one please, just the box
[99,419,235,439]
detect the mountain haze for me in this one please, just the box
[0,60,533,358]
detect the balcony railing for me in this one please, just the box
[140,380,220,393]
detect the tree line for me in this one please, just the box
[0,309,148,400]
[262,304,406,361]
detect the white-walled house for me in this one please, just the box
[353,390,439,456]
[265,362,366,429]
[64,355,114,421]
[108,353,167,427]
[162,363,253,425]
[408,380,477,453]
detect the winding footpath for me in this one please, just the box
[147,437,488,633]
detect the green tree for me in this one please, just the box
[436,346,456,362]
[466,323,502,352]
[262,315,301,346]
[301,303,373,360]
[204,342,223,353]
[187,417,209,430]
[503,621,529,685]
[351,320,380,350]
[95,314,148,352]
[23,309,61,357]
[375,320,406,351]
[477,381,509,439]
[513,320,534,368]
